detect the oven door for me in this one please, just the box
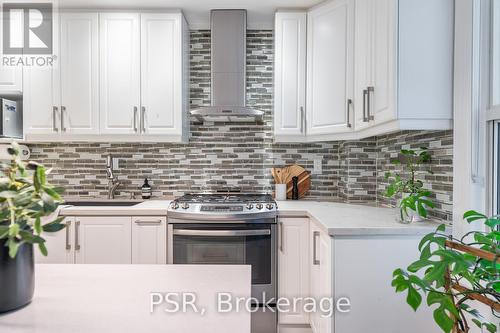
[168,223,276,300]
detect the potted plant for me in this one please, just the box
[392,211,499,333]
[0,143,65,313]
[385,147,435,223]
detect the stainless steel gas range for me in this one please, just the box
[167,192,278,333]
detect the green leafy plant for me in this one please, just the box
[385,147,436,221]
[392,211,500,333]
[0,143,65,258]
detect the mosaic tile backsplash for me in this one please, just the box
[27,30,453,222]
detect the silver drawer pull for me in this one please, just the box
[134,220,162,225]
[75,221,81,251]
[65,221,71,250]
[173,229,271,237]
[133,107,138,132]
[346,99,353,128]
[279,221,284,253]
[53,106,59,132]
[367,86,374,121]
[313,231,320,265]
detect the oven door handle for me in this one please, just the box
[173,229,271,237]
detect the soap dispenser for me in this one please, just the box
[141,178,152,200]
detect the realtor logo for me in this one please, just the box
[2,2,53,54]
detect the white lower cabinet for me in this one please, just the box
[309,223,332,333]
[132,216,167,264]
[75,216,132,264]
[35,215,167,265]
[278,218,310,325]
[35,217,75,264]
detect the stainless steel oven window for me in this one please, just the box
[171,224,274,285]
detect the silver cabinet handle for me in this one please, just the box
[52,106,59,132]
[141,106,146,133]
[75,221,81,251]
[173,229,271,237]
[299,106,305,134]
[279,221,284,253]
[313,231,320,265]
[133,107,138,132]
[134,219,162,226]
[362,90,368,122]
[65,221,71,250]
[367,86,374,121]
[346,99,353,128]
[61,106,66,132]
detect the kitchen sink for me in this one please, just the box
[64,201,140,207]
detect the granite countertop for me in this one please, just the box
[0,264,251,333]
[59,199,444,236]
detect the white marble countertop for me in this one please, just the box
[0,264,251,333]
[276,200,443,236]
[58,199,443,236]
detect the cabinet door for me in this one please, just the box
[23,67,60,135]
[35,217,75,264]
[353,0,372,130]
[75,216,132,264]
[307,0,354,136]
[278,218,309,325]
[99,13,140,135]
[132,216,167,264]
[60,12,99,135]
[140,13,183,136]
[369,0,396,124]
[318,230,333,333]
[274,12,307,139]
[309,224,333,333]
[0,67,22,93]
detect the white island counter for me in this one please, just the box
[0,264,251,333]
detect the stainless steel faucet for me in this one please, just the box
[106,155,120,199]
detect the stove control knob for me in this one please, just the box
[181,202,189,210]
[171,202,179,210]
[246,203,254,210]
[266,203,274,210]
[256,203,263,210]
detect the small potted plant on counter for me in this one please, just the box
[392,211,499,333]
[0,143,65,313]
[384,147,435,223]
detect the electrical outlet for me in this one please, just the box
[313,159,323,174]
[112,158,120,170]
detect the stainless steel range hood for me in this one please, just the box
[190,10,264,123]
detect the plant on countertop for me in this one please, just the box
[384,147,436,222]
[392,211,499,333]
[0,142,65,258]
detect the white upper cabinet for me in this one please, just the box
[99,13,141,135]
[354,0,396,130]
[60,12,100,135]
[274,0,454,142]
[23,10,188,142]
[140,13,187,138]
[0,67,22,94]
[23,67,60,135]
[491,0,500,112]
[274,12,307,140]
[307,0,354,137]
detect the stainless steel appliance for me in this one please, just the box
[189,10,264,122]
[167,192,278,333]
[0,98,22,138]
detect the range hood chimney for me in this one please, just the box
[190,10,264,122]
